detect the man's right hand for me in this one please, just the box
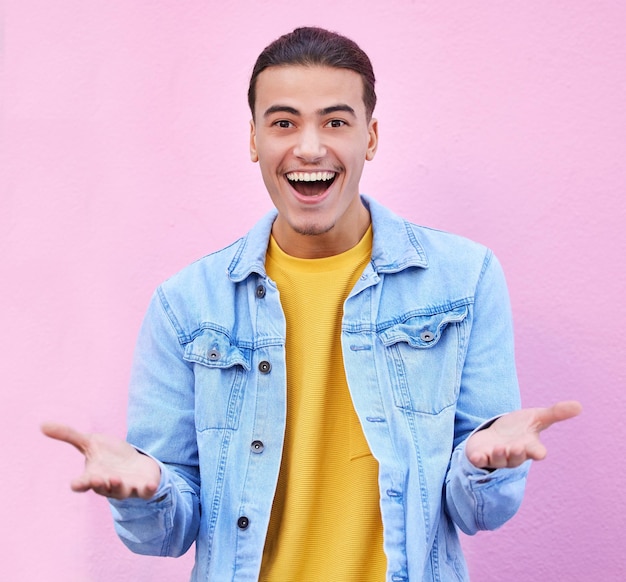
[41,423,161,500]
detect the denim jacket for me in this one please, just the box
[110,196,529,581]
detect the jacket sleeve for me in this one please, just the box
[108,288,201,556]
[445,250,530,535]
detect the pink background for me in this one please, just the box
[2,1,625,580]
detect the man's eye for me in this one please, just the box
[274,120,293,129]
[327,119,346,128]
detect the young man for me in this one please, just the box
[43,27,581,581]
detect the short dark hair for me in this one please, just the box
[248,27,377,121]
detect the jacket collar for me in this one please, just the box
[227,195,428,282]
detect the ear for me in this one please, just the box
[365,118,379,161]
[249,120,258,163]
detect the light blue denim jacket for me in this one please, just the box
[110,196,529,581]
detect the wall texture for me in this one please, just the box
[2,1,625,580]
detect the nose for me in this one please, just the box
[293,126,327,161]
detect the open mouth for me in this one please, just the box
[286,171,336,197]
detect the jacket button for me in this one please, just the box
[258,360,271,374]
[255,284,266,298]
[251,440,264,453]
[237,516,249,530]
[208,349,220,360]
[420,330,435,342]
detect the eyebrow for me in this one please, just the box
[319,104,356,117]
[263,104,357,119]
[263,105,300,118]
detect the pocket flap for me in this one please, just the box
[378,305,468,349]
[183,330,250,370]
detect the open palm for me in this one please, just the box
[41,423,161,500]
[465,401,582,469]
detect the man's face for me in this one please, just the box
[250,65,378,258]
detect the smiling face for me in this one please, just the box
[250,65,378,258]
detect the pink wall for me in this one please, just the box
[3,1,625,580]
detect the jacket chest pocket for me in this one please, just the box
[378,305,469,415]
[183,330,251,431]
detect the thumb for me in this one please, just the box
[41,422,90,453]
[536,401,583,431]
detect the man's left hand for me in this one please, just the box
[465,400,583,470]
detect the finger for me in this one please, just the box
[138,483,159,500]
[70,474,106,494]
[108,477,134,499]
[87,478,120,498]
[108,479,158,500]
[552,400,583,420]
[505,445,528,468]
[41,422,90,452]
[468,451,488,468]
[525,440,548,462]
[534,400,583,431]
[87,476,132,499]
[69,479,91,493]
[107,479,130,500]
[488,446,509,469]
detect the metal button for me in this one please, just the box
[255,284,266,298]
[258,360,271,374]
[208,349,220,360]
[251,440,264,453]
[420,331,435,342]
[237,516,249,530]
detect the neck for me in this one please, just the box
[272,206,371,259]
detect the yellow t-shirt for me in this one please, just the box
[260,227,386,581]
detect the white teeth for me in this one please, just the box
[286,171,336,182]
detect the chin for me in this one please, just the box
[292,223,335,237]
